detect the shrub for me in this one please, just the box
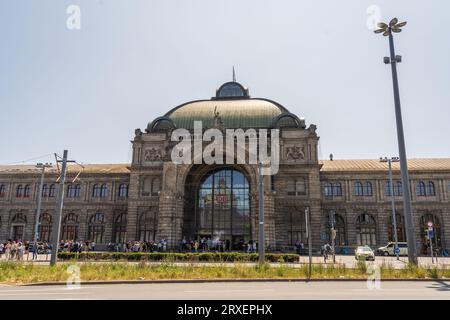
[57,251,299,263]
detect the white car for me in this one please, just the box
[355,246,375,261]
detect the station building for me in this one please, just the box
[1,81,449,253]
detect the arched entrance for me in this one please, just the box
[183,166,251,250]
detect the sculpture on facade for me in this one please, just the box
[286,145,305,160]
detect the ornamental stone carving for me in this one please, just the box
[286,145,305,160]
[144,147,162,162]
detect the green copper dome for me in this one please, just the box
[147,82,304,131]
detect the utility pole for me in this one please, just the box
[374,18,418,264]
[380,157,400,260]
[330,210,336,264]
[50,150,73,266]
[258,162,265,264]
[33,163,52,245]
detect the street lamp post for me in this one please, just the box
[33,163,52,245]
[380,157,400,260]
[330,210,336,264]
[258,162,265,264]
[374,18,418,264]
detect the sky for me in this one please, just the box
[0,0,449,165]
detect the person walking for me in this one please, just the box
[32,241,39,260]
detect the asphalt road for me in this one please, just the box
[0,281,449,300]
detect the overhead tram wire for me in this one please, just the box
[4,153,54,165]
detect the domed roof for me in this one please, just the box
[147,81,304,131]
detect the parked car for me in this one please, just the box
[377,242,408,256]
[355,246,375,261]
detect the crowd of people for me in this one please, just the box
[106,239,168,252]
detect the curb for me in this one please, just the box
[19,277,450,286]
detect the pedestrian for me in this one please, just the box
[32,241,39,260]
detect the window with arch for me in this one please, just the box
[48,184,56,197]
[67,184,81,198]
[0,184,6,198]
[387,212,406,242]
[416,181,426,196]
[364,182,373,196]
[427,181,436,196]
[354,182,364,196]
[38,212,52,242]
[23,185,31,198]
[92,184,100,198]
[11,212,27,241]
[356,214,377,246]
[138,209,157,242]
[16,185,23,198]
[113,213,127,243]
[385,181,403,196]
[324,182,342,197]
[420,213,442,250]
[100,184,108,198]
[118,184,129,198]
[355,181,373,196]
[42,184,48,197]
[333,183,343,196]
[88,213,105,243]
[325,213,346,246]
[61,213,78,241]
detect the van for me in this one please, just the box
[377,242,408,256]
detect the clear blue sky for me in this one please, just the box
[1,0,449,165]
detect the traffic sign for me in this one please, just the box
[427,230,434,239]
[395,247,400,254]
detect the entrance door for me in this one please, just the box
[12,225,24,241]
[195,168,251,249]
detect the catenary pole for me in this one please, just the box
[50,150,69,266]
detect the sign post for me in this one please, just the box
[427,221,434,264]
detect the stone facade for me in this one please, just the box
[1,81,449,253]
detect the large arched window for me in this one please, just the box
[324,183,333,197]
[356,214,376,246]
[196,168,251,249]
[113,213,127,243]
[62,213,78,241]
[387,212,406,242]
[38,212,52,242]
[416,181,426,196]
[138,209,157,242]
[0,184,6,198]
[420,214,442,251]
[88,213,105,243]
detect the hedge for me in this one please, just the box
[57,252,299,263]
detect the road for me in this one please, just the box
[0,281,449,299]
